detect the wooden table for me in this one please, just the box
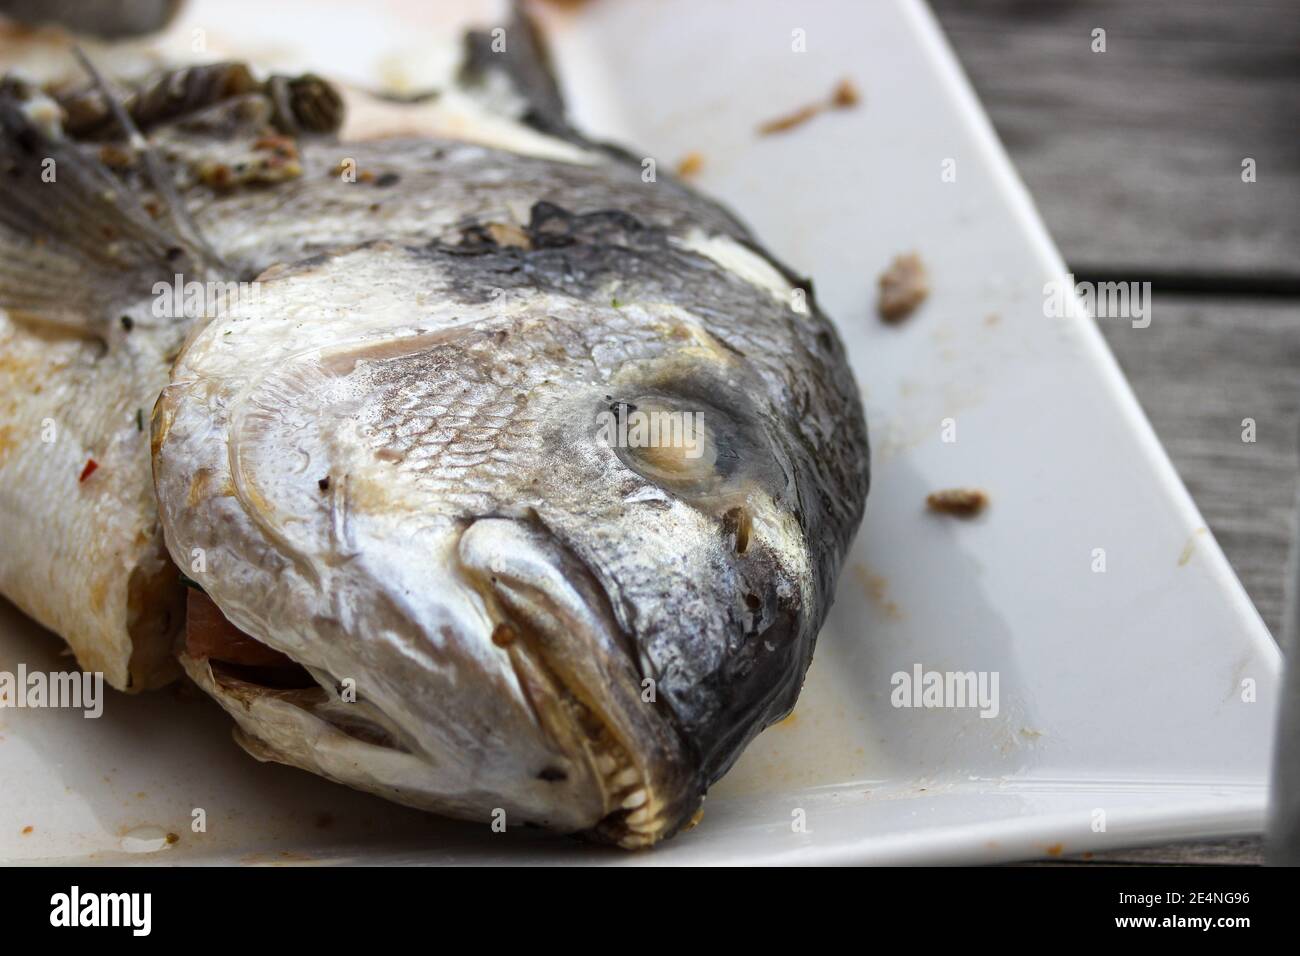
[930,0,1299,864]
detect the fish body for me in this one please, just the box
[0,23,868,846]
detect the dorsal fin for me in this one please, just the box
[0,61,220,339]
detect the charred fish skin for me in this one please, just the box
[0,14,869,847]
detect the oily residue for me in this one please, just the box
[1178,527,1208,567]
[852,562,902,619]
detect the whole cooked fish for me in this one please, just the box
[0,15,869,847]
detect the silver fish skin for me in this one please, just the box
[0,38,869,847]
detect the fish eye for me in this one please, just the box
[598,393,768,508]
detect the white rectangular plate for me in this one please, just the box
[0,0,1280,865]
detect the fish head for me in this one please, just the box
[153,228,867,847]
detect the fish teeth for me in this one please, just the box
[621,789,647,810]
[595,753,618,776]
[611,767,639,788]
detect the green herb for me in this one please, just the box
[135,408,144,432]
[177,571,204,591]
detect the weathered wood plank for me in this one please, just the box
[1050,836,1265,865]
[930,0,1300,279]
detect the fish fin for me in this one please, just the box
[71,47,226,268]
[460,3,572,138]
[0,73,215,338]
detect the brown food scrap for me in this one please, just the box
[78,458,99,482]
[831,78,861,108]
[198,162,234,188]
[758,103,821,136]
[877,252,929,323]
[165,832,180,844]
[757,76,861,135]
[491,622,517,647]
[485,222,532,249]
[253,134,299,160]
[20,825,33,835]
[675,152,705,178]
[926,488,988,517]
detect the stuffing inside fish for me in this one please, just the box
[0,15,868,847]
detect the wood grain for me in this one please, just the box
[1050,836,1265,866]
[930,0,1300,279]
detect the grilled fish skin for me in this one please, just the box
[0,27,868,847]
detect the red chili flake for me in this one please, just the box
[79,459,99,482]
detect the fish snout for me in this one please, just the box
[457,517,703,847]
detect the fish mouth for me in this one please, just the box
[458,517,702,848]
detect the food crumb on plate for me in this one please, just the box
[757,76,861,135]
[675,152,704,178]
[878,252,929,322]
[830,78,861,108]
[926,488,988,516]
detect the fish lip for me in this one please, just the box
[497,615,700,848]
[458,516,704,848]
